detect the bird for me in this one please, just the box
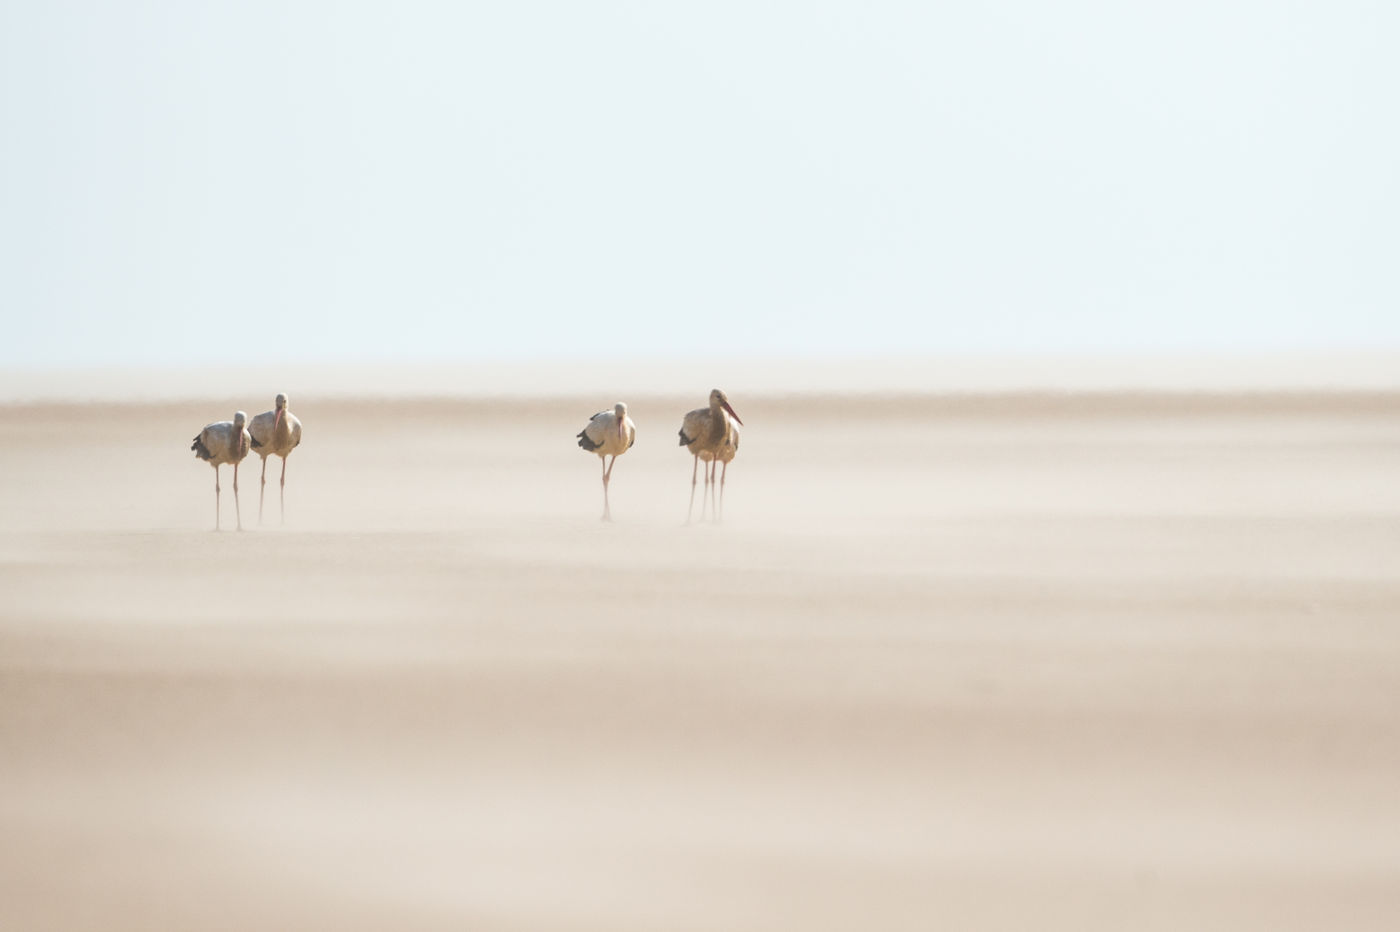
[247,393,303,525]
[678,389,743,523]
[191,411,252,531]
[577,402,636,521]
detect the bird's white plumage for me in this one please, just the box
[701,420,739,465]
[680,389,739,458]
[248,393,302,458]
[580,408,636,458]
[194,413,251,467]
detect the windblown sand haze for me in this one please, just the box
[2,386,1399,929]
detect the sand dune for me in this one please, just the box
[2,392,1399,929]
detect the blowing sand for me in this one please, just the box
[2,391,1399,930]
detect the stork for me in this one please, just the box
[248,393,303,525]
[577,402,636,521]
[190,411,252,531]
[678,389,743,524]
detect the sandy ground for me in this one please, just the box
[2,391,1399,930]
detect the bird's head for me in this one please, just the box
[614,402,628,441]
[274,393,288,430]
[711,389,742,426]
[233,411,247,428]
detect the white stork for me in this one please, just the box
[678,389,743,524]
[248,393,303,525]
[190,411,252,531]
[577,402,636,521]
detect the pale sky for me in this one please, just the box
[2,1,1396,368]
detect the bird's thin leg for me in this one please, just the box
[279,454,288,525]
[708,460,718,523]
[701,460,709,521]
[214,465,221,531]
[233,460,243,531]
[687,454,700,524]
[712,460,720,521]
[699,459,708,522]
[719,460,728,523]
[601,455,612,522]
[701,459,713,522]
[259,456,267,525]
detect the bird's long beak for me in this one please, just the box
[722,401,743,426]
[617,419,626,443]
[274,409,283,433]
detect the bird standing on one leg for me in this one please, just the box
[248,393,303,525]
[191,411,252,531]
[577,402,636,522]
[678,389,743,524]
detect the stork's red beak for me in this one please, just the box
[722,401,743,426]
[274,409,283,433]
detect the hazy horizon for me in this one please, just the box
[3,349,1399,402]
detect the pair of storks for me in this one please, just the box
[578,388,741,523]
[191,393,302,531]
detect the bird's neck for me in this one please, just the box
[707,410,728,444]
